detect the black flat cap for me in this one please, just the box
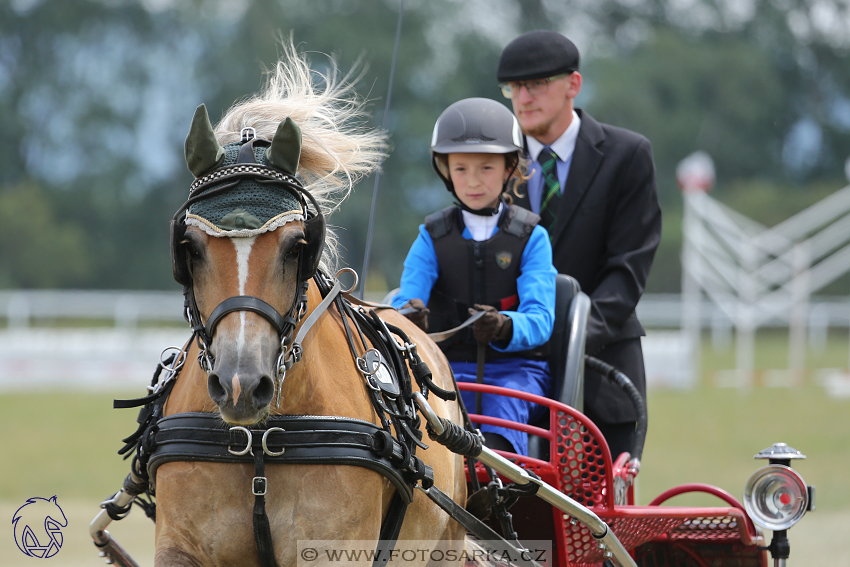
[497,30,580,83]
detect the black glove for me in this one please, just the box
[469,304,512,345]
[401,298,429,331]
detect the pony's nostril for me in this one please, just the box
[207,373,228,405]
[252,375,275,408]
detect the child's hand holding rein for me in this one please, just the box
[469,304,512,345]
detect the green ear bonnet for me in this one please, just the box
[182,106,305,238]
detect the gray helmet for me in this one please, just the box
[430,98,523,191]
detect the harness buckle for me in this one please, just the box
[404,342,418,359]
[274,370,286,408]
[198,349,214,375]
[252,476,268,496]
[158,345,187,374]
[240,127,256,143]
[228,426,254,456]
[290,343,303,364]
[262,427,286,456]
[364,374,382,392]
[358,349,401,398]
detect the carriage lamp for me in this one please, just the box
[744,464,808,531]
[743,443,815,567]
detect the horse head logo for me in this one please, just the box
[12,496,67,558]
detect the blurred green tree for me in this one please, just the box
[0,184,91,288]
[1,0,849,294]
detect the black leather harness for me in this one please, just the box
[115,271,456,567]
[145,413,419,502]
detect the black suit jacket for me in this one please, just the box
[514,109,662,423]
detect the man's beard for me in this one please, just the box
[520,115,557,139]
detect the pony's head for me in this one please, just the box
[171,41,386,425]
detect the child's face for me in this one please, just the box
[448,153,510,211]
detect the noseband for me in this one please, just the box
[184,276,309,399]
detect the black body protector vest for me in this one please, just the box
[426,204,544,363]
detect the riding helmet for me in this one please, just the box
[430,97,523,193]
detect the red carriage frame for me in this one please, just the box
[459,382,766,567]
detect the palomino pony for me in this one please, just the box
[145,45,466,566]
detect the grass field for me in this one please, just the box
[2,332,849,565]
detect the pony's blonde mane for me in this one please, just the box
[213,40,387,270]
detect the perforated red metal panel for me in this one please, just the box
[553,409,610,508]
[668,515,747,541]
[561,517,682,564]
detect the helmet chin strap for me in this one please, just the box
[455,197,502,216]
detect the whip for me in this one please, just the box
[359,0,404,299]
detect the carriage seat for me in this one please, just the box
[526,274,590,461]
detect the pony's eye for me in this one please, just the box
[284,238,307,261]
[186,242,203,260]
[180,238,204,263]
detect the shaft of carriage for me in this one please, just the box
[90,486,141,567]
[413,392,638,567]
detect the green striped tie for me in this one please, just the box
[538,147,561,236]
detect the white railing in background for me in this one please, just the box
[4,289,850,330]
[2,290,850,391]
[0,289,185,328]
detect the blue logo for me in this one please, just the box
[12,496,67,558]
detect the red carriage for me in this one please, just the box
[437,273,814,567]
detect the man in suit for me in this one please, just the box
[497,30,662,460]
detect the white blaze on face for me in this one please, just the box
[232,237,257,368]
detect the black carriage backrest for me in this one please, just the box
[527,273,590,461]
[549,274,588,411]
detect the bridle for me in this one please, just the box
[184,279,309,404]
[168,130,326,401]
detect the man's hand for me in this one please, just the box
[401,298,429,331]
[469,304,513,344]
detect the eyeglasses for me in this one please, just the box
[499,74,569,98]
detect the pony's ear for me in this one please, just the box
[185,104,225,178]
[266,117,302,176]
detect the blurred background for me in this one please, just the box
[1,0,849,565]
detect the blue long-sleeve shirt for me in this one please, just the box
[392,222,556,352]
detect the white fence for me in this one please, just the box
[0,290,185,328]
[2,290,850,391]
[6,289,850,330]
[0,328,190,391]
